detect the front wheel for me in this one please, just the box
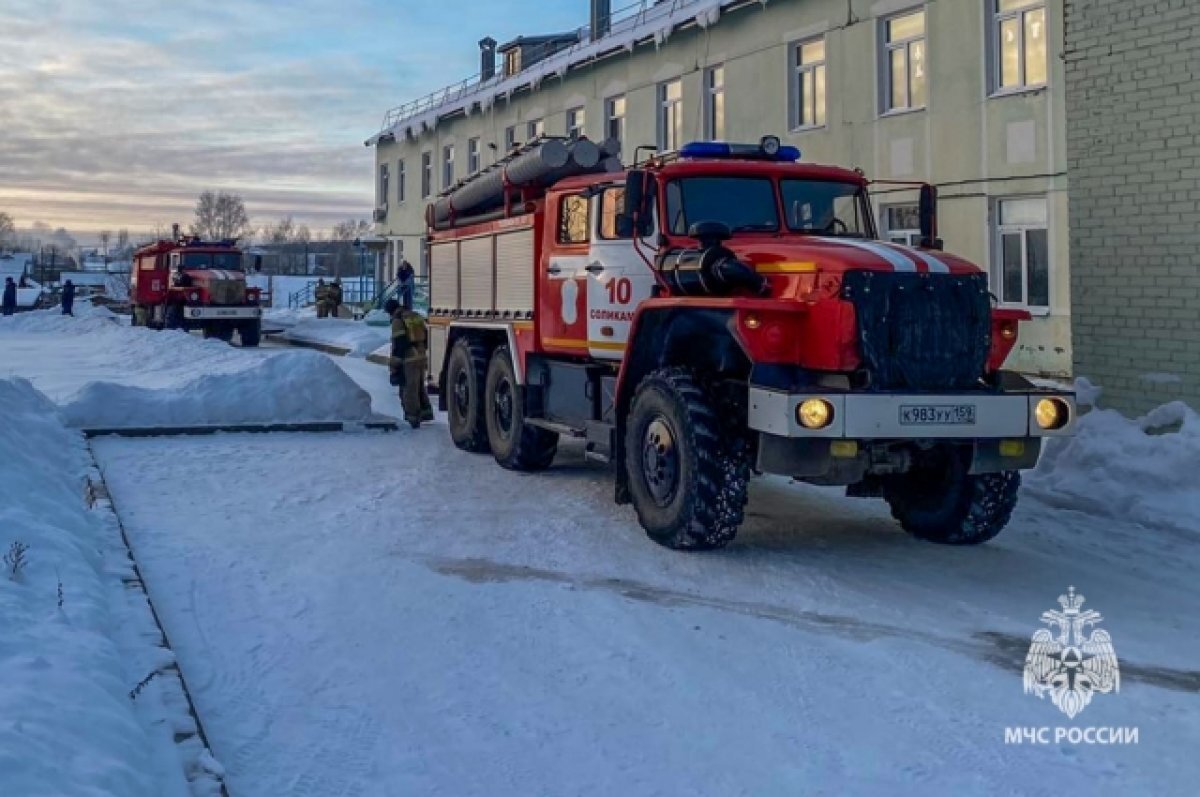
[624,368,750,551]
[882,448,1020,545]
[485,346,557,470]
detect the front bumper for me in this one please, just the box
[747,387,1076,440]
[184,306,262,321]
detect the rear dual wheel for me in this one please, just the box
[484,346,557,470]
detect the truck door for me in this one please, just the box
[538,192,592,354]
[587,185,658,361]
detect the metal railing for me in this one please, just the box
[287,280,381,310]
[377,0,716,134]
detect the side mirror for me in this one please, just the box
[624,169,645,218]
[918,184,938,249]
[615,214,635,238]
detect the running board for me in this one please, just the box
[81,418,399,438]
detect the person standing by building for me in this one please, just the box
[314,278,330,318]
[2,277,16,316]
[385,298,434,428]
[61,279,76,316]
[397,258,415,310]
[330,278,344,318]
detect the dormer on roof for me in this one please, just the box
[498,32,581,78]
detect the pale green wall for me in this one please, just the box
[373,0,1070,375]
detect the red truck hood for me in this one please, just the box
[732,237,981,276]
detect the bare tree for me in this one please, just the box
[191,191,251,241]
[98,230,112,257]
[0,212,14,250]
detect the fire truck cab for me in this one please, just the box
[428,137,1075,551]
[130,235,263,346]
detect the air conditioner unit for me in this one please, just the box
[373,205,388,222]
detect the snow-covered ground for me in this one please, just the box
[4,305,1199,795]
[0,378,208,797]
[0,305,374,428]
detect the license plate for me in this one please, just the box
[899,404,976,426]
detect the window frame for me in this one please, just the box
[420,151,432,199]
[989,0,1048,95]
[467,138,480,174]
[566,106,586,139]
[377,163,389,208]
[557,194,591,245]
[880,203,922,246]
[880,8,928,115]
[704,65,725,140]
[527,118,544,141]
[657,78,684,152]
[604,95,626,150]
[442,144,455,190]
[504,125,517,152]
[790,37,828,131]
[396,159,406,204]
[992,196,1052,312]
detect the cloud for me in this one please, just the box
[0,0,588,238]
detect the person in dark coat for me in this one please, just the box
[385,298,433,428]
[61,280,76,316]
[396,259,415,310]
[2,277,16,316]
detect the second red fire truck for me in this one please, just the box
[423,136,1075,550]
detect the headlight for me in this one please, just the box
[188,291,200,302]
[797,398,834,429]
[1035,398,1070,430]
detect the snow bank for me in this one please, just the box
[277,317,390,356]
[0,378,187,796]
[2,303,376,428]
[61,352,374,429]
[1030,392,1200,533]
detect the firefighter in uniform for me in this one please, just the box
[385,298,434,428]
[314,278,330,318]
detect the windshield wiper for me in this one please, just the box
[731,223,778,232]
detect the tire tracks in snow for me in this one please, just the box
[427,556,1200,694]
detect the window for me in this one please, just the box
[782,180,871,236]
[397,159,406,203]
[566,107,586,139]
[882,204,921,245]
[504,49,522,77]
[605,96,626,148]
[504,125,517,151]
[467,138,480,174]
[882,10,926,112]
[994,197,1050,309]
[666,177,778,235]
[993,0,1047,91]
[377,163,389,207]
[442,144,455,189]
[527,118,544,140]
[792,38,827,129]
[705,65,725,140]
[558,195,590,244]
[658,78,683,151]
[420,151,432,198]
[598,187,628,239]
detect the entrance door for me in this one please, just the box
[587,185,658,361]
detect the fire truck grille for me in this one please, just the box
[208,280,245,305]
[841,270,993,392]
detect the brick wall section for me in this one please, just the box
[1064,0,1200,414]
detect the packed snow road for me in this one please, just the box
[88,355,1200,796]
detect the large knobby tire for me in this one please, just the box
[485,346,558,471]
[624,368,751,551]
[240,322,261,348]
[446,337,490,453]
[883,448,1020,545]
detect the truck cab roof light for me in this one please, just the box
[679,140,801,163]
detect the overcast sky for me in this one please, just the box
[0,0,588,241]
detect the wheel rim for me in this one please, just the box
[641,416,679,507]
[492,376,514,437]
[452,367,471,418]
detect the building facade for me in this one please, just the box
[1065,0,1200,414]
[370,0,1070,375]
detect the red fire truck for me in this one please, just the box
[425,136,1075,550]
[130,233,263,346]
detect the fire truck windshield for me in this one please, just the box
[665,177,779,235]
[782,179,871,237]
[181,252,243,270]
